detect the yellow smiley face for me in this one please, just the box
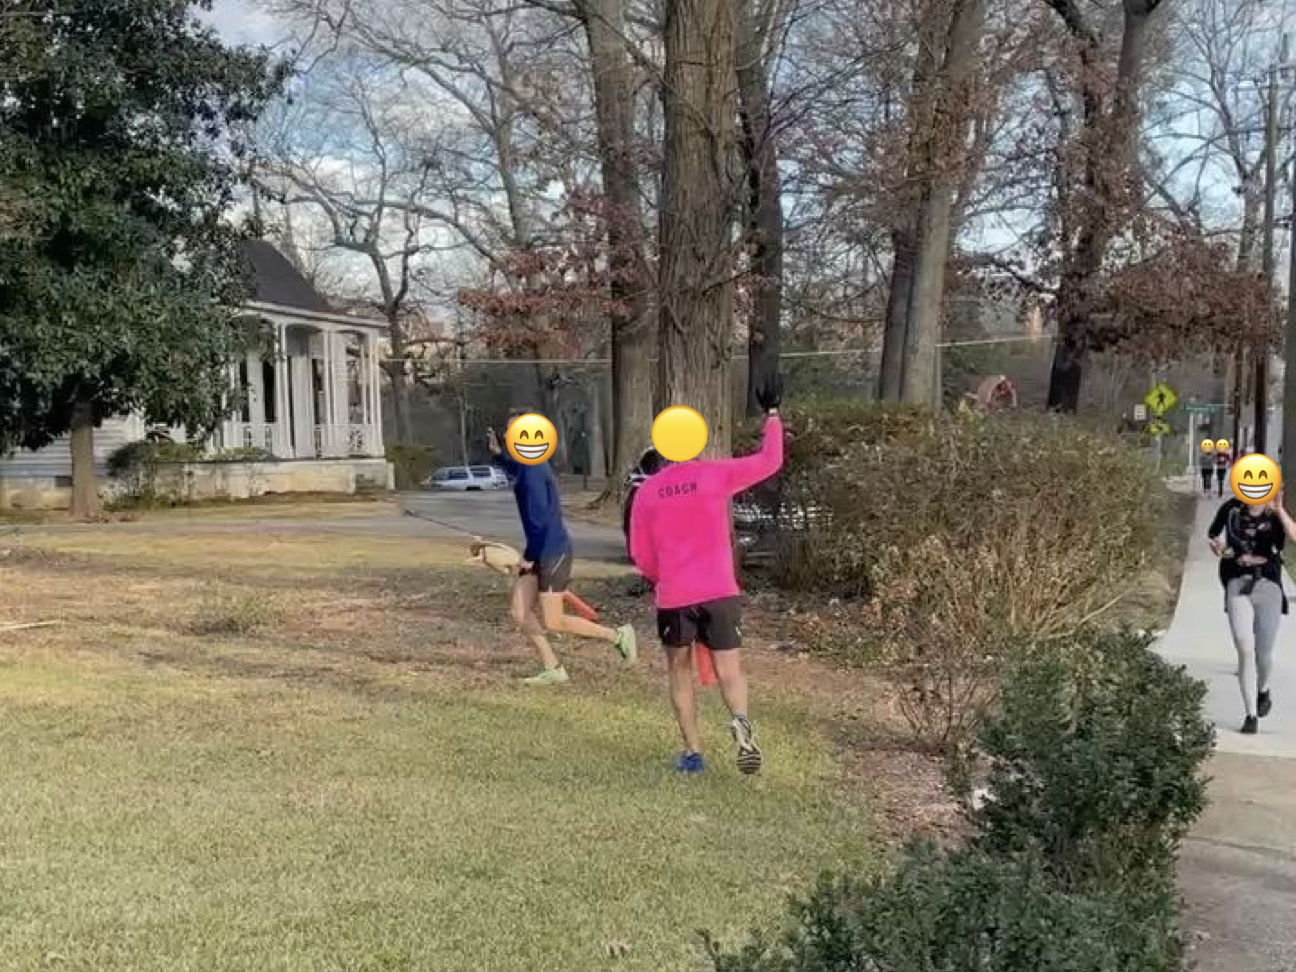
[651,406,709,462]
[505,413,557,465]
[1200,440,1214,454]
[1229,453,1281,506]
[1216,439,1230,454]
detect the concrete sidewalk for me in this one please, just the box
[1158,490,1296,971]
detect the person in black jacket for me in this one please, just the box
[1208,489,1296,733]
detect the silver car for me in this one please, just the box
[429,465,509,491]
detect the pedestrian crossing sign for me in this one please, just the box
[1143,382,1178,417]
[1145,420,1171,437]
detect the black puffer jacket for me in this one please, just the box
[621,449,669,555]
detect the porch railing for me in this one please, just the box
[310,424,379,459]
[240,423,276,453]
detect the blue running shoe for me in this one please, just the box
[675,751,706,774]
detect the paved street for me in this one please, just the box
[1159,489,1296,971]
[398,489,627,563]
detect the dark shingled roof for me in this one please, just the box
[241,239,335,314]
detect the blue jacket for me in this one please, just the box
[496,455,571,563]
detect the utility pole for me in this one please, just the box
[1286,146,1296,484]
[1258,64,1278,455]
[1282,36,1296,486]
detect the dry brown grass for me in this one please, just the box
[0,515,961,972]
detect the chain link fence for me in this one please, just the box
[385,336,1229,480]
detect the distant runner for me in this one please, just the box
[629,376,785,775]
[490,409,637,685]
[1208,488,1296,733]
[1215,447,1232,497]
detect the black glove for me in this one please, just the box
[755,373,784,413]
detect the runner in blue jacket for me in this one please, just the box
[489,410,637,684]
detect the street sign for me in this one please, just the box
[1146,420,1172,437]
[1143,382,1178,417]
[1133,404,1148,421]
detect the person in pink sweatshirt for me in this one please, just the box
[629,376,785,775]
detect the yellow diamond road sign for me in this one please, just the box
[1146,420,1171,437]
[1143,382,1178,417]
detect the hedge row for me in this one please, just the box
[708,630,1214,972]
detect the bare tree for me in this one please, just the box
[1040,0,1175,413]
[894,0,987,405]
[515,0,657,488]
[1148,0,1293,270]
[253,59,446,442]
[657,0,739,456]
[736,0,791,415]
[266,0,611,468]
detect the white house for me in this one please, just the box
[0,240,393,508]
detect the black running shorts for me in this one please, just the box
[522,549,573,593]
[657,597,742,651]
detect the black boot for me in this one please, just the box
[1258,690,1272,718]
[1242,715,1259,735]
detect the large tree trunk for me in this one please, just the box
[877,0,948,403]
[586,375,605,478]
[658,0,737,458]
[899,0,985,405]
[735,0,784,417]
[68,397,100,520]
[878,225,917,401]
[1044,0,1162,412]
[534,361,568,471]
[581,0,654,493]
[1237,177,1263,271]
[384,332,413,445]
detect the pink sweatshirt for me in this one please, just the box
[629,415,784,609]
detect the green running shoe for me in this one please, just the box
[523,666,570,686]
[615,624,638,663]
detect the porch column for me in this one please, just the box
[245,349,265,450]
[359,334,374,455]
[292,346,315,458]
[274,324,291,457]
[221,361,240,452]
[331,331,349,452]
[369,334,384,455]
[359,335,371,428]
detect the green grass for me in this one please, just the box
[0,528,881,972]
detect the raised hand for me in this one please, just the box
[755,373,785,413]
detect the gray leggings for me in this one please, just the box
[1226,576,1283,717]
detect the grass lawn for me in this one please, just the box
[0,519,893,972]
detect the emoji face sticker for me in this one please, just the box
[1216,439,1230,454]
[505,413,557,465]
[651,406,709,462]
[1229,453,1281,506]
[1201,440,1215,454]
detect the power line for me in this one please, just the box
[391,333,1049,367]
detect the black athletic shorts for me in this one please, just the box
[521,549,573,593]
[657,597,742,651]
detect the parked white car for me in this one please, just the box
[429,465,509,491]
